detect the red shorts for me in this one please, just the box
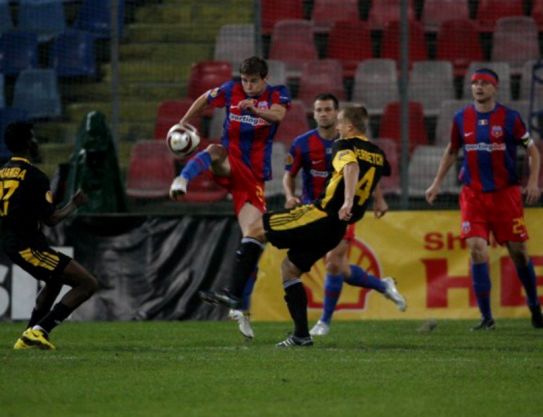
[213,155,266,216]
[343,223,356,242]
[459,185,528,244]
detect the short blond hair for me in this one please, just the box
[340,106,369,134]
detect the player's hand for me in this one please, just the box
[71,189,88,207]
[425,183,440,205]
[284,196,301,209]
[169,177,187,201]
[238,99,257,113]
[338,201,353,221]
[524,180,541,205]
[373,197,388,219]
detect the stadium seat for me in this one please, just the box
[520,60,543,109]
[476,0,524,32]
[378,101,429,153]
[0,74,4,108]
[213,24,256,69]
[297,59,346,109]
[126,140,176,199]
[368,0,415,31]
[179,170,228,203]
[434,99,471,147]
[74,0,125,39]
[265,142,287,197]
[326,20,373,79]
[50,29,96,78]
[261,0,304,36]
[409,145,460,197]
[275,100,309,147]
[436,19,483,77]
[422,0,469,32]
[12,69,61,119]
[409,61,455,117]
[208,108,226,141]
[187,61,233,100]
[0,107,28,162]
[268,19,318,78]
[533,0,543,30]
[381,20,428,69]
[491,17,539,76]
[462,61,511,103]
[352,59,398,116]
[373,138,401,195]
[266,60,287,86]
[154,99,196,140]
[0,31,38,76]
[18,0,65,42]
[311,0,360,33]
[0,0,13,34]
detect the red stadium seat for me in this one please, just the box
[261,0,304,36]
[422,0,469,32]
[378,101,429,154]
[269,20,318,78]
[381,20,428,69]
[436,19,483,77]
[476,0,524,32]
[326,20,373,78]
[533,0,543,30]
[126,140,176,199]
[368,0,415,31]
[187,60,232,100]
[154,99,196,140]
[275,100,309,147]
[373,138,401,195]
[311,0,360,33]
[180,171,228,203]
[297,59,346,109]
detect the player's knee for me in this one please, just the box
[206,144,227,161]
[81,274,99,298]
[470,246,487,263]
[325,259,342,275]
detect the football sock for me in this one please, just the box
[515,260,540,308]
[228,238,265,299]
[320,274,343,324]
[240,268,258,311]
[35,302,73,334]
[179,150,212,181]
[27,306,50,329]
[472,262,492,320]
[344,265,387,293]
[284,279,309,338]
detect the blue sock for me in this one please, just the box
[472,262,492,320]
[179,150,212,181]
[515,260,540,308]
[240,268,257,311]
[320,274,343,324]
[344,265,386,293]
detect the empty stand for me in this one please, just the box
[476,0,524,32]
[378,101,429,153]
[261,0,304,36]
[352,59,398,115]
[50,29,96,78]
[520,60,543,108]
[311,0,360,33]
[154,99,195,140]
[409,145,460,196]
[275,100,309,146]
[368,0,415,31]
[409,61,455,117]
[381,20,428,69]
[532,0,543,30]
[74,0,125,39]
[434,99,471,146]
[126,140,176,199]
[187,61,233,100]
[214,24,256,69]
[12,69,61,119]
[18,0,65,42]
[374,138,401,195]
[462,61,511,103]
[265,142,287,197]
[297,59,346,109]
[0,31,38,76]
[436,19,483,77]
[0,0,13,34]
[422,0,469,32]
[326,21,373,79]
[266,60,287,86]
[0,74,4,108]
[208,108,226,141]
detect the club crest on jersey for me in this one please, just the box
[257,101,269,110]
[209,88,219,98]
[285,153,294,165]
[462,221,471,234]
[491,125,503,138]
[478,119,488,126]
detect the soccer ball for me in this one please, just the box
[166,122,200,158]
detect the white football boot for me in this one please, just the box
[382,277,407,311]
[228,309,254,339]
[309,320,330,336]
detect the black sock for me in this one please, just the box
[228,238,264,298]
[36,302,73,334]
[284,280,309,338]
[27,307,50,328]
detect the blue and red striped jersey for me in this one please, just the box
[285,129,336,203]
[207,80,291,181]
[450,103,529,192]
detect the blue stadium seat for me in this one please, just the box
[12,69,61,119]
[0,74,4,108]
[18,0,66,42]
[0,0,13,34]
[0,108,28,162]
[0,31,38,76]
[50,29,96,78]
[74,0,125,39]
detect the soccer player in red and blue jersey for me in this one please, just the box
[284,94,406,337]
[426,68,543,330]
[169,57,290,337]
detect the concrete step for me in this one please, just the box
[101,61,192,84]
[134,3,193,24]
[61,81,186,102]
[66,101,159,124]
[120,42,214,63]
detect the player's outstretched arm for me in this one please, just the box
[282,171,301,208]
[525,142,541,205]
[425,144,457,205]
[45,189,88,226]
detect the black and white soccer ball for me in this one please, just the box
[166,122,200,158]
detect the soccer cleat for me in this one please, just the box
[13,329,32,350]
[228,309,255,339]
[471,318,496,331]
[309,320,330,336]
[382,277,407,312]
[276,335,314,348]
[21,328,56,350]
[529,305,543,328]
[199,289,241,309]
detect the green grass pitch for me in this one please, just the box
[1,320,542,417]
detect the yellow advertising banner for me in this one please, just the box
[251,208,543,321]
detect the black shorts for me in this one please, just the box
[263,204,347,273]
[2,233,71,283]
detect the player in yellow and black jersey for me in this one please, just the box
[200,106,390,347]
[1,122,98,350]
